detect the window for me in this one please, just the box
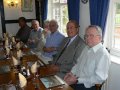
[105,0,120,57]
[47,0,68,36]
[114,3,120,50]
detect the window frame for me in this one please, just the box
[105,0,120,57]
[47,0,68,36]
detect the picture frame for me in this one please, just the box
[21,0,33,12]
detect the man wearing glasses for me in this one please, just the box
[64,25,111,90]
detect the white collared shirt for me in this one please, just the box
[67,35,77,46]
[71,43,111,88]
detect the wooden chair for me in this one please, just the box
[95,81,106,90]
[95,84,102,90]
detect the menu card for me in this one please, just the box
[40,75,65,88]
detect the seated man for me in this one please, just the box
[16,17,31,43]
[43,20,65,58]
[43,20,50,38]
[64,25,111,90]
[42,20,50,44]
[50,20,86,79]
[27,20,43,51]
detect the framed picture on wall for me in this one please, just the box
[21,0,33,12]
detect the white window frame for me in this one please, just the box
[105,0,120,57]
[47,0,68,36]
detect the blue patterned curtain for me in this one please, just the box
[89,0,110,37]
[67,0,80,24]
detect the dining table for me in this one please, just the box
[0,44,73,90]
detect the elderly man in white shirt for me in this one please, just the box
[64,25,111,90]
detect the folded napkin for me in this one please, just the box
[31,62,37,74]
[12,37,16,43]
[19,73,27,88]
[5,38,9,46]
[6,47,10,55]
[16,42,21,50]
[4,33,7,38]
[17,50,23,58]
[12,56,20,66]
[3,33,6,38]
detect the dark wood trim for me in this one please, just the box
[35,0,40,22]
[5,19,34,24]
[0,0,6,33]
[0,0,40,34]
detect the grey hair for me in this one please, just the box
[44,20,50,25]
[87,25,102,37]
[49,19,58,26]
[31,20,39,25]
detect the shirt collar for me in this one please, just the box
[70,35,78,41]
[50,30,58,35]
[33,27,43,32]
[89,43,102,53]
[38,27,43,31]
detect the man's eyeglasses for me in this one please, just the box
[84,34,100,39]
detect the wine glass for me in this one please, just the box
[6,53,10,59]
[20,86,25,90]
[31,68,40,89]
[14,65,21,73]
[12,59,21,74]
[31,68,37,81]
[31,69,39,90]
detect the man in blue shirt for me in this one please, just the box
[43,20,65,58]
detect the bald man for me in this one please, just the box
[64,25,110,90]
[43,20,65,58]
[27,20,44,51]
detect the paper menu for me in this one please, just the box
[40,75,65,88]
